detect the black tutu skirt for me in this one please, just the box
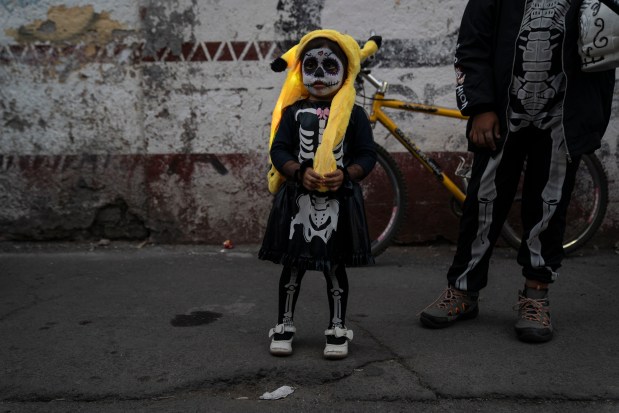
[259,181,375,272]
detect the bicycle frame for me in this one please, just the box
[361,70,467,203]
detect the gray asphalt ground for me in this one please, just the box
[1,241,618,412]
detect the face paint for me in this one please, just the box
[302,47,344,98]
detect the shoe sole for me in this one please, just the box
[323,352,347,360]
[324,341,348,360]
[270,340,293,356]
[419,305,479,329]
[515,328,553,343]
[270,348,293,356]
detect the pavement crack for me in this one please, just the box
[0,293,64,322]
[352,321,439,397]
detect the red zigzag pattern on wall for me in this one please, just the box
[0,41,289,64]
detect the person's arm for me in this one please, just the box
[270,106,299,179]
[469,111,501,150]
[455,0,496,116]
[455,0,501,149]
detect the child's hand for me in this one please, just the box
[323,169,344,192]
[470,111,501,151]
[302,167,323,191]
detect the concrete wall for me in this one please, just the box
[1,0,618,246]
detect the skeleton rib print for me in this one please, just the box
[289,105,343,245]
[509,0,570,132]
[296,107,344,167]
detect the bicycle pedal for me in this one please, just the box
[454,156,472,179]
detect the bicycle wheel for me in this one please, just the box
[501,153,608,254]
[359,143,408,257]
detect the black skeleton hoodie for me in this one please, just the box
[454,0,615,157]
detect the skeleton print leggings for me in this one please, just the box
[447,124,581,291]
[277,264,349,329]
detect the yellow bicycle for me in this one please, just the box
[355,62,609,257]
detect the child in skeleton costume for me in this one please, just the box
[259,30,381,359]
[419,0,615,343]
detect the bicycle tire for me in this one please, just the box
[360,143,408,257]
[500,153,608,254]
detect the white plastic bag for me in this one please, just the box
[259,385,295,400]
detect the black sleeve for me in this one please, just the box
[269,106,298,172]
[346,106,377,178]
[454,0,497,117]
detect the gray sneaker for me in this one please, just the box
[514,289,553,343]
[419,286,479,328]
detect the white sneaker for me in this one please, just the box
[268,323,296,356]
[323,326,353,360]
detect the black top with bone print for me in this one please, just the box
[454,0,615,156]
[270,100,377,179]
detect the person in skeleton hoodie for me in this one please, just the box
[259,30,380,359]
[420,0,615,343]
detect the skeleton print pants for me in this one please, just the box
[447,125,581,291]
[277,263,349,329]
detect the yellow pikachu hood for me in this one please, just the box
[267,29,381,194]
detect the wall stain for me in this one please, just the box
[4,115,32,131]
[0,0,42,13]
[180,110,197,154]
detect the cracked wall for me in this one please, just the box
[0,0,618,245]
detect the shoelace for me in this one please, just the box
[515,295,550,326]
[437,287,468,308]
[419,287,468,315]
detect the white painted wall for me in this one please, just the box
[1,0,617,243]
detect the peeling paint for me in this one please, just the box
[141,0,198,58]
[275,0,324,39]
[90,198,149,240]
[5,5,128,45]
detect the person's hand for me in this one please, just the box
[470,111,500,151]
[323,169,344,192]
[302,167,323,191]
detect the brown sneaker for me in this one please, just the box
[514,289,553,343]
[419,286,479,328]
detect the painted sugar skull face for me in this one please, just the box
[302,47,344,98]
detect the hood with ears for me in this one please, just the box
[267,29,381,194]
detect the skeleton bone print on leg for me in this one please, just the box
[282,268,300,322]
[508,0,570,271]
[290,106,344,244]
[508,0,570,132]
[328,269,345,326]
